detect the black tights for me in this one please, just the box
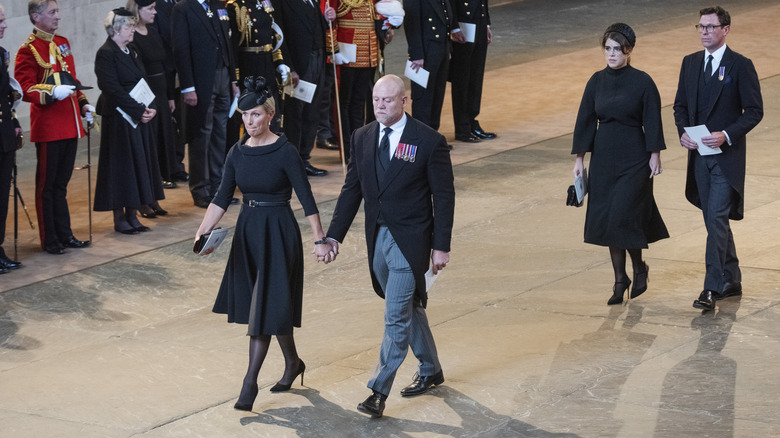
[240,334,301,391]
[609,246,643,284]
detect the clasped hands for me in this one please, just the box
[313,239,339,264]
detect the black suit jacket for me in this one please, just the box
[404,0,456,60]
[275,0,327,80]
[673,46,763,220]
[172,0,236,123]
[327,115,455,307]
[0,47,20,153]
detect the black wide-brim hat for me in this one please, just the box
[45,71,92,90]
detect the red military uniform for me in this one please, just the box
[14,28,90,252]
[15,28,87,142]
[332,0,382,68]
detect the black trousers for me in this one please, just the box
[284,50,325,164]
[35,138,78,248]
[450,20,488,136]
[339,66,375,162]
[411,40,450,131]
[0,148,14,248]
[188,67,230,200]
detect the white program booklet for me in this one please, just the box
[338,42,357,63]
[404,60,429,88]
[684,125,723,156]
[459,22,477,43]
[425,267,438,292]
[284,79,317,104]
[574,168,588,204]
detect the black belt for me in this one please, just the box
[244,200,289,207]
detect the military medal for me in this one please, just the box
[396,143,418,162]
[718,66,725,81]
[206,7,213,18]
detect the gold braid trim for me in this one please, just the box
[232,3,252,47]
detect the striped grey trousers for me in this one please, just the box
[367,226,441,396]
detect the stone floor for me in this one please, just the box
[2,2,780,437]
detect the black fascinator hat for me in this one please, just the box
[134,0,155,6]
[112,7,134,18]
[238,76,273,111]
[604,22,636,48]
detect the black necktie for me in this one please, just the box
[377,127,391,178]
[704,54,713,83]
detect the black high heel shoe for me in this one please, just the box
[608,279,631,305]
[270,360,306,392]
[631,262,649,299]
[234,383,258,411]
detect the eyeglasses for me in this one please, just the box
[695,24,725,33]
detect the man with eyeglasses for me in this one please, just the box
[673,6,763,311]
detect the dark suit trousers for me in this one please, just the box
[188,67,230,200]
[284,50,325,165]
[450,20,488,136]
[0,149,13,248]
[411,41,450,131]
[368,226,441,396]
[694,154,740,291]
[35,139,77,248]
[339,66,375,162]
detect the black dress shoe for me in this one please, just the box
[234,384,258,411]
[153,206,168,216]
[173,171,189,182]
[0,265,7,274]
[454,133,482,143]
[61,236,91,249]
[115,226,140,235]
[714,282,742,300]
[472,127,497,140]
[693,290,716,311]
[162,180,177,189]
[316,139,340,150]
[44,244,66,255]
[140,210,157,219]
[400,370,445,397]
[133,225,151,232]
[0,255,22,270]
[357,391,386,418]
[230,197,240,205]
[305,164,328,177]
[193,197,212,208]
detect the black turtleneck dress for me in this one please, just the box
[572,65,669,249]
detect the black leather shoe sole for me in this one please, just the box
[305,166,328,177]
[454,134,482,143]
[44,245,66,255]
[472,129,497,139]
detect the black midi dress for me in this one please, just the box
[211,135,318,336]
[572,65,669,249]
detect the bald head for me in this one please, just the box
[373,75,407,126]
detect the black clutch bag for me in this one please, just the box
[566,185,582,207]
[193,232,210,254]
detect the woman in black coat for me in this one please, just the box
[93,8,162,234]
[571,23,669,305]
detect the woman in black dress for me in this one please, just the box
[94,8,161,234]
[196,77,335,411]
[572,23,669,305]
[128,0,176,216]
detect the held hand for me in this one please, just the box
[313,242,335,263]
[680,132,698,150]
[141,107,156,124]
[183,90,198,107]
[701,131,726,149]
[431,250,449,275]
[649,152,662,178]
[451,31,466,44]
[81,104,96,117]
[410,59,424,72]
[331,53,350,65]
[53,85,76,100]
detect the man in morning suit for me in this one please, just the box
[0,4,24,273]
[172,0,239,208]
[673,6,763,311]
[405,0,457,132]
[449,0,496,143]
[15,0,93,254]
[326,75,455,418]
[276,0,336,177]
